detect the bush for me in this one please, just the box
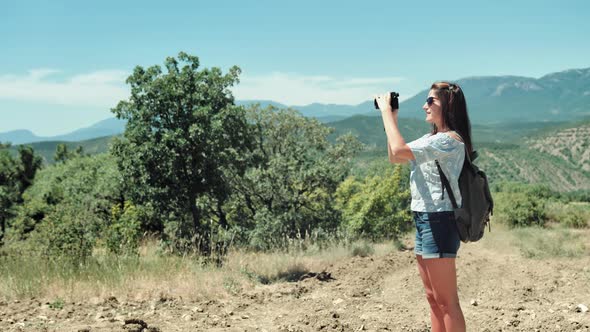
[493,191,547,228]
[334,164,411,241]
[29,205,99,263]
[105,201,142,255]
[560,208,588,228]
[350,241,374,257]
[512,227,588,258]
[5,154,124,263]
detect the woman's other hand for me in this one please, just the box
[373,93,398,114]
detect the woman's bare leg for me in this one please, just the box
[416,255,446,332]
[423,257,465,332]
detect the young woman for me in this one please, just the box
[375,81,472,332]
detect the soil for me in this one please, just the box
[0,235,589,332]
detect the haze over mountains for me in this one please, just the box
[2,67,590,145]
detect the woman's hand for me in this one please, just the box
[373,93,398,114]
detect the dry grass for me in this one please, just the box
[484,215,590,259]
[4,217,585,304]
[0,236,400,303]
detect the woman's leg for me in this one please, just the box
[423,257,466,332]
[416,255,446,332]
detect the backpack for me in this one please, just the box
[435,141,494,243]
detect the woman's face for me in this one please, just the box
[422,89,443,127]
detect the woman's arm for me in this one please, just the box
[377,94,415,162]
[388,141,409,164]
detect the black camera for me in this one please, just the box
[374,91,399,110]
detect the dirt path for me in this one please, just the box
[1,234,589,332]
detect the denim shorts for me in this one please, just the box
[413,211,461,259]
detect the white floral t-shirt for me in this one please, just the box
[407,132,466,212]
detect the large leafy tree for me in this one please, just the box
[221,105,364,250]
[111,52,254,255]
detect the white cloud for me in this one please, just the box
[233,72,406,105]
[0,69,408,108]
[0,69,130,108]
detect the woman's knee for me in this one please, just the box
[425,291,438,309]
[435,298,461,314]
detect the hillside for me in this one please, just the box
[524,119,590,172]
[374,68,590,124]
[9,115,590,192]
[10,135,116,164]
[346,119,590,192]
[476,143,590,192]
[326,115,573,147]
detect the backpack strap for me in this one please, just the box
[435,160,459,209]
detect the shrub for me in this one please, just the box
[334,164,411,241]
[494,191,547,227]
[350,241,374,257]
[560,208,588,228]
[105,201,142,255]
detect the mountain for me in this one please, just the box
[236,100,372,121]
[0,130,42,145]
[3,67,590,144]
[382,68,590,124]
[50,117,126,142]
[0,117,127,145]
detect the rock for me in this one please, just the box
[332,298,344,305]
[470,299,478,306]
[576,304,588,313]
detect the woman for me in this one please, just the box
[375,81,472,332]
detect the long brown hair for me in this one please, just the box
[430,81,473,157]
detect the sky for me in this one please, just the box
[1,0,589,136]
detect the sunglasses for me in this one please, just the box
[426,96,438,106]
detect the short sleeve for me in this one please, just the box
[407,134,458,166]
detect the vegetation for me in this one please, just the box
[0,52,588,301]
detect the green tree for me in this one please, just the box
[221,105,364,251]
[54,143,84,163]
[334,164,411,241]
[0,143,42,245]
[0,144,18,244]
[111,52,253,255]
[54,143,69,163]
[15,145,43,196]
[7,154,122,260]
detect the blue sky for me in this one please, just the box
[1,0,589,136]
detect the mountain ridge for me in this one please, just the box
[3,66,590,144]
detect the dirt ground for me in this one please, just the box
[1,230,589,332]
